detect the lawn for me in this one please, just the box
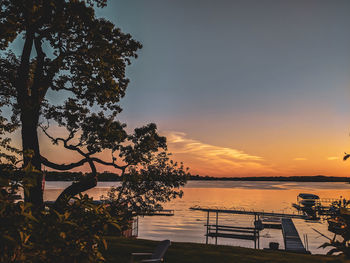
[104,237,349,263]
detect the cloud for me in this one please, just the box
[163,131,278,176]
[327,157,339,161]
[293,158,307,161]
[165,131,262,161]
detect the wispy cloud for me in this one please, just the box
[166,131,262,161]
[293,158,307,161]
[163,131,278,176]
[327,156,339,161]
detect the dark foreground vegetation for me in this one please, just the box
[104,237,347,263]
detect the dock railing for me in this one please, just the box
[190,206,308,219]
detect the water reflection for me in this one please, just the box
[44,181,350,254]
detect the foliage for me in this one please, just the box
[102,152,188,228]
[320,213,350,258]
[0,0,189,211]
[320,239,350,258]
[0,1,189,261]
[0,0,144,206]
[0,166,119,263]
[25,194,118,263]
[322,152,350,257]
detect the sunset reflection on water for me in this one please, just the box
[44,181,350,254]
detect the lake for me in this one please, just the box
[44,180,350,254]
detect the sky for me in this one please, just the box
[88,0,350,177]
[11,1,350,177]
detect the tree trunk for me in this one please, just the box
[21,106,43,207]
[54,160,98,211]
[54,175,97,211]
[15,29,43,207]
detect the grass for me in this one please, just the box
[104,237,350,263]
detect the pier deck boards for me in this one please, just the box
[190,206,307,219]
[206,232,257,240]
[281,218,306,253]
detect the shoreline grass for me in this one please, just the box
[104,237,348,263]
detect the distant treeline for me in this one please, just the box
[188,175,350,182]
[44,171,350,183]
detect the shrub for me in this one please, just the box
[0,167,119,262]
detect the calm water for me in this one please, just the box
[44,181,350,255]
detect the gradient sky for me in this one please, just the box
[17,1,350,177]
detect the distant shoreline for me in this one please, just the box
[187,175,350,182]
[44,171,350,183]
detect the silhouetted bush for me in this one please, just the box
[0,166,119,263]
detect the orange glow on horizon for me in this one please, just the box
[35,128,350,178]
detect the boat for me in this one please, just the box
[297,193,319,207]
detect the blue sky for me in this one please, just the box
[88,1,350,176]
[7,1,349,177]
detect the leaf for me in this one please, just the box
[22,212,39,222]
[102,239,108,250]
[327,248,340,255]
[344,153,350,161]
[3,235,15,243]
[110,222,121,231]
[319,242,333,249]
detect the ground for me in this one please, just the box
[104,237,349,263]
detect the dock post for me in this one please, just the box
[136,216,139,237]
[254,230,256,249]
[254,213,257,249]
[258,214,260,249]
[206,211,209,244]
[215,212,218,245]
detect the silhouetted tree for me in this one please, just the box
[0,0,187,210]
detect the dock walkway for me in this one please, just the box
[281,218,306,253]
[190,206,308,219]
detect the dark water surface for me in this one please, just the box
[44,181,350,254]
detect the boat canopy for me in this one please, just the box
[298,193,319,200]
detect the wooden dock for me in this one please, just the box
[281,218,306,253]
[191,206,310,252]
[140,209,174,216]
[190,206,308,219]
[205,224,260,247]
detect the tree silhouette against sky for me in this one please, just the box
[0,0,187,209]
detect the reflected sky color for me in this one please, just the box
[44,181,350,254]
[12,1,350,177]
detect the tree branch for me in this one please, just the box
[91,157,127,171]
[54,159,97,211]
[41,155,89,171]
[40,125,126,171]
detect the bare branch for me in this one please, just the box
[40,125,126,170]
[41,155,88,171]
[91,157,127,171]
[40,124,75,145]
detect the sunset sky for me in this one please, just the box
[11,1,350,177]
[95,0,350,177]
